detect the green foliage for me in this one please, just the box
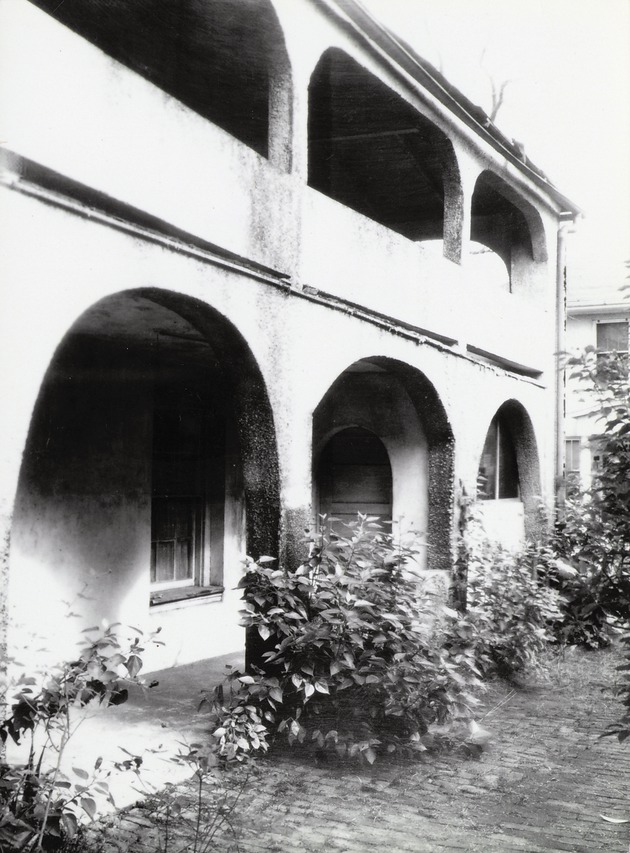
[554,347,630,647]
[204,518,485,764]
[602,629,630,743]
[558,336,630,741]
[456,504,562,679]
[0,624,161,851]
[142,746,249,853]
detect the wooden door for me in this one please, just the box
[317,427,392,532]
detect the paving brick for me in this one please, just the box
[81,647,630,852]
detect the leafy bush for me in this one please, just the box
[456,506,562,678]
[0,624,161,851]
[553,346,630,647]
[467,542,562,678]
[602,628,630,743]
[139,744,250,853]
[558,336,630,741]
[548,499,625,647]
[203,518,485,764]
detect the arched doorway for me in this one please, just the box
[312,358,453,570]
[317,427,392,532]
[9,288,280,667]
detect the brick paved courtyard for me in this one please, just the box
[91,646,630,853]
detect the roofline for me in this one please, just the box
[567,303,629,316]
[318,0,581,218]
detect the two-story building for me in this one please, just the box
[0,0,579,671]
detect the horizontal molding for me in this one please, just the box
[2,150,546,383]
[466,344,543,379]
[0,149,291,289]
[298,284,458,347]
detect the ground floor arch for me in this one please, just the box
[9,288,280,669]
[312,357,454,571]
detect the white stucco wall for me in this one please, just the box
[0,0,567,671]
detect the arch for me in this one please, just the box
[470,171,548,287]
[32,0,292,163]
[476,399,542,539]
[312,357,454,571]
[11,288,280,634]
[308,48,464,261]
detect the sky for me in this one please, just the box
[362,0,630,294]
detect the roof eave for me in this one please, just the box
[321,0,581,218]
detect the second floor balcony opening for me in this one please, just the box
[308,49,462,261]
[471,171,546,291]
[32,0,288,159]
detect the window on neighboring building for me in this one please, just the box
[596,320,628,380]
[150,385,224,605]
[565,438,581,475]
[477,416,519,500]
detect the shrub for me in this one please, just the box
[456,505,562,678]
[0,624,161,851]
[203,518,484,764]
[135,742,250,853]
[602,628,630,743]
[548,498,624,647]
[465,540,562,678]
[553,346,630,647]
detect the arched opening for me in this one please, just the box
[31,0,291,161]
[10,289,280,664]
[313,358,454,571]
[478,414,519,501]
[308,49,463,261]
[471,171,547,289]
[476,400,542,545]
[317,427,392,533]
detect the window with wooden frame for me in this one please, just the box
[564,437,581,475]
[150,385,225,606]
[596,320,628,381]
[477,415,519,500]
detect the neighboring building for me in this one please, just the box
[564,276,629,491]
[0,0,579,671]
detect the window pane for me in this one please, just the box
[175,538,193,581]
[597,322,628,353]
[565,439,580,473]
[151,541,175,583]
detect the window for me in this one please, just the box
[150,386,224,605]
[565,438,581,475]
[597,320,629,354]
[596,321,628,380]
[478,416,519,500]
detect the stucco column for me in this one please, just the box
[275,411,314,571]
[456,154,479,272]
[268,49,293,173]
